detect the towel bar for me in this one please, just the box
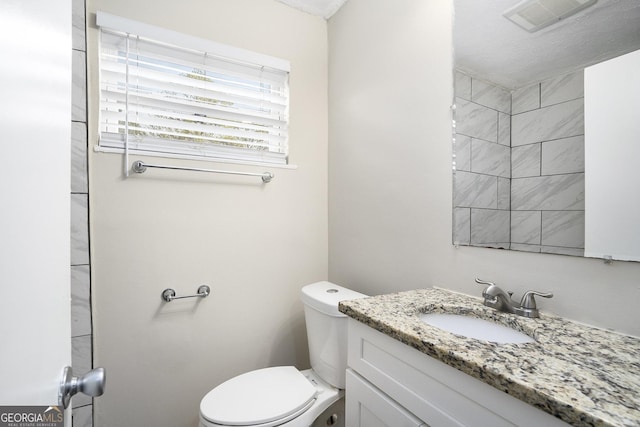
[161,285,210,302]
[132,160,273,183]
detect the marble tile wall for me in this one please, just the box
[71,0,93,425]
[453,70,586,256]
[454,71,511,248]
[510,71,585,256]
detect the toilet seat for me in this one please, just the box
[200,366,318,426]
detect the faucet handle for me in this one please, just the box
[520,290,553,309]
[475,278,495,287]
[475,278,511,294]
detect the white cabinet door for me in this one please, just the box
[0,0,72,421]
[346,369,426,427]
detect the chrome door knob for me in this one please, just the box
[59,366,106,409]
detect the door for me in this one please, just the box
[345,370,427,427]
[0,0,72,422]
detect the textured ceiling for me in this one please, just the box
[455,0,640,88]
[275,0,348,19]
[276,0,639,88]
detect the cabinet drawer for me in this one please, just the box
[347,319,569,427]
[346,369,427,427]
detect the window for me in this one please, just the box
[97,12,290,165]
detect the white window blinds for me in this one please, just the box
[97,13,290,165]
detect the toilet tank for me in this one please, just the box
[300,281,366,389]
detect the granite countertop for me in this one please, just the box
[338,287,640,427]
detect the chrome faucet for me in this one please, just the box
[475,278,553,318]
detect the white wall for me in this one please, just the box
[86,1,327,425]
[328,0,640,337]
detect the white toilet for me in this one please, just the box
[199,281,366,427]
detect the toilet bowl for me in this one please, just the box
[198,281,365,427]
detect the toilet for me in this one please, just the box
[199,281,366,427]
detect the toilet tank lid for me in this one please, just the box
[300,281,367,317]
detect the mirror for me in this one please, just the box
[452,0,640,259]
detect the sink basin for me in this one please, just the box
[419,313,535,344]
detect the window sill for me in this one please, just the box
[94,145,299,170]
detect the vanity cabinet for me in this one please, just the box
[345,319,570,427]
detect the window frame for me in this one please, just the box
[96,12,291,166]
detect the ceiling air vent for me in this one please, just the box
[503,0,597,32]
